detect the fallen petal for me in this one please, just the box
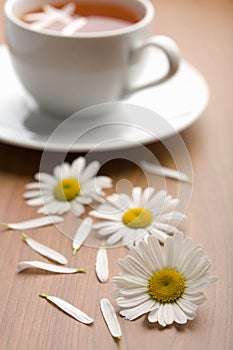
[17,261,85,274]
[39,294,94,324]
[72,217,93,255]
[141,161,192,183]
[100,298,122,339]
[0,216,63,230]
[96,245,109,283]
[62,18,88,36]
[22,233,67,265]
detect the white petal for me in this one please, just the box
[148,307,159,322]
[112,273,147,287]
[100,298,122,339]
[164,235,174,266]
[52,164,63,180]
[98,225,122,236]
[131,187,142,207]
[23,190,44,199]
[96,245,109,283]
[70,157,86,178]
[131,244,152,268]
[93,221,120,229]
[54,162,71,180]
[34,172,56,185]
[72,217,93,255]
[133,229,147,243]
[62,2,76,14]
[95,176,112,189]
[147,190,167,216]
[95,203,116,213]
[116,294,149,308]
[169,231,184,267]
[142,236,164,269]
[185,275,217,292]
[180,244,204,271]
[89,210,121,222]
[26,197,47,206]
[122,229,135,247]
[175,235,193,268]
[141,161,192,183]
[141,187,155,207]
[157,304,167,326]
[30,195,55,205]
[23,13,47,21]
[17,261,85,274]
[22,233,67,264]
[131,244,157,274]
[37,201,70,215]
[149,227,168,243]
[172,303,188,324]
[84,193,110,205]
[71,201,85,217]
[1,216,63,230]
[176,298,197,315]
[79,161,100,183]
[121,255,152,278]
[39,294,93,324]
[156,223,182,234]
[112,275,147,289]
[106,230,125,246]
[107,193,131,210]
[163,198,180,213]
[159,212,185,225]
[163,303,175,325]
[25,182,52,190]
[119,287,148,296]
[75,193,93,205]
[120,299,155,320]
[182,292,206,304]
[183,255,210,280]
[62,17,87,35]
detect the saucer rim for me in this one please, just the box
[0,44,209,152]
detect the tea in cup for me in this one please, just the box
[5,0,180,117]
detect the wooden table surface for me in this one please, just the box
[0,0,232,349]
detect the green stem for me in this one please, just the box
[0,222,9,228]
[115,336,122,341]
[76,269,86,273]
[39,294,48,299]
[22,232,29,240]
[101,241,106,248]
[72,247,79,256]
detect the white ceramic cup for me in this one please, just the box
[5,0,180,118]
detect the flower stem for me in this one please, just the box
[39,293,48,299]
[22,232,29,240]
[0,222,9,228]
[76,269,86,273]
[72,247,79,256]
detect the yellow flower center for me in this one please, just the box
[148,268,185,303]
[122,207,153,229]
[54,178,81,201]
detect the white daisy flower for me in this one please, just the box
[90,186,184,247]
[24,157,112,216]
[112,233,217,327]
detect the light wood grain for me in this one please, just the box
[0,0,232,349]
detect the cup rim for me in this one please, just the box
[4,0,154,38]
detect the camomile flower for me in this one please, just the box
[90,186,184,248]
[112,233,217,327]
[24,157,112,216]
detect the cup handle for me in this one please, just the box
[125,35,180,94]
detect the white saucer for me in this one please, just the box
[0,45,209,152]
